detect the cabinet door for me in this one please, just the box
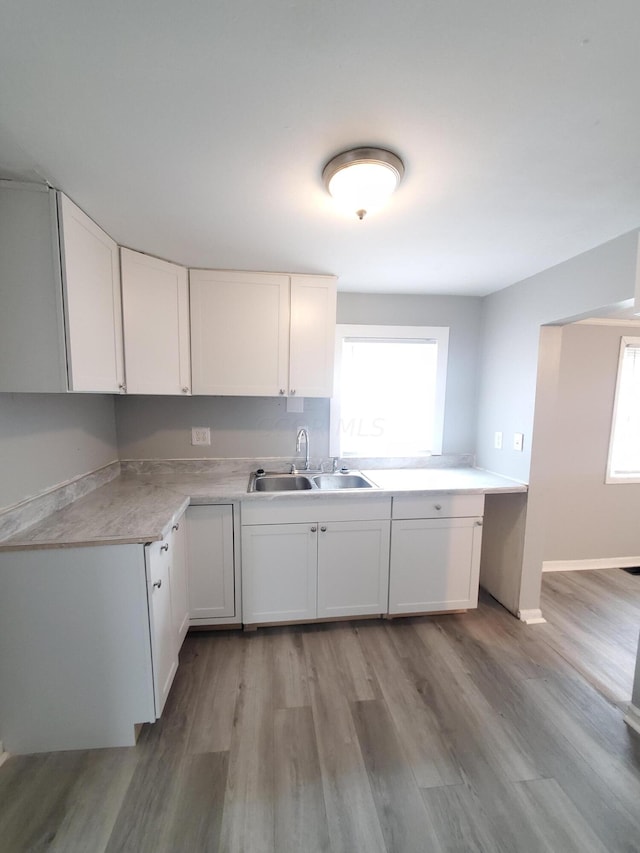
[186,505,235,621]
[58,193,124,392]
[170,515,190,646]
[317,520,390,618]
[121,248,190,395]
[389,517,483,614]
[242,523,317,624]
[145,539,179,717]
[190,270,289,395]
[289,275,337,397]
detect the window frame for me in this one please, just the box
[606,335,640,484]
[329,324,449,459]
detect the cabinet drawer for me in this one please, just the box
[392,493,484,519]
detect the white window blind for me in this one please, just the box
[607,337,640,482]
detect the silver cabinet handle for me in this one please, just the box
[475,519,483,526]
[182,387,189,394]
[160,543,169,552]
[310,526,317,532]
[434,504,442,511]
[119,383,127,393]
[279,389,285,395]
[153,579,162,589]
[290,388,296,395]
[320,526,327,532]
[172,523,179,531]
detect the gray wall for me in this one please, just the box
[476,229,639,481]
[115,293,483,461]
[0,393,118,511]
[115,395,330,462]
[543,323,640,562]
[475,229,639,614]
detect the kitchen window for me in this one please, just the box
[606,336,640,483]
[329,325,449,458]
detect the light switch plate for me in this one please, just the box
[191,427,211,446]
[513,432,524,452]
[494,431,503,450]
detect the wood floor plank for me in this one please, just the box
[363,620,462,788]
[187,631,246,754]
[1,569,639,852]
[303,628,388,853]
[104,637,205,853]
[0,752,89,853]
[325,622,381,702]
[522,675,640,826]
[166,752,228,853]
[270,626,311,709]
[47,748,139,853]
[510,778,610,853]
[218,632,275,853]
[420,783,505,853]
[273,706,330,853]
[397,619,544,783]
[351,698,444,853]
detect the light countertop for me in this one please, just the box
[0,466,526,552]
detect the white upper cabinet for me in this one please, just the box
[189,269,337,397]
[120,248,191,395]
[289,275,337,398]
[58,194,124,393]
[0,181,124,393]
[190,270,289,396]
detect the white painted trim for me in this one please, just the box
[542,557,640,572]
[624,703,640,736]
[517,609,546,624]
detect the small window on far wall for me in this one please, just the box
[607,336,640,483]
[330,325,449,458]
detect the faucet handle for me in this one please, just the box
[332,457,340,472]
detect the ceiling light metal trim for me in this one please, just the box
[322,147,404,220]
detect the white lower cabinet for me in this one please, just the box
[241,497,392,626]
[242,522,317,623]
[389,494,484,614]
[145,538,179,717]
[317,520,390,618]
[186,505,237,625]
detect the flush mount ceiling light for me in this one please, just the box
[322,147,404,220]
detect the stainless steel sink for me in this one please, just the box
[311,473,375,490]
[251,474,314,492]
[248,470,378,492]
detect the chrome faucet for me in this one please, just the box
[296,427,310,471]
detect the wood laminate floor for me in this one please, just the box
[1,568,640,853]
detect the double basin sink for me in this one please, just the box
[248,470,378,493]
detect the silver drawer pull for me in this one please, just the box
[434,504,442,511]
[320,526,327,532]
[172,523,179,531]
[311,526,317,532]
[475,519,483,526]
[160,543,169,552]
[153,579,162,589]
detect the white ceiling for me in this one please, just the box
[2,1,640,296]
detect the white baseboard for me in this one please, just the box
[517,609,546,624]
[542,556,640,573]
[624,703,640,736]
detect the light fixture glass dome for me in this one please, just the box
[323,147,404,220]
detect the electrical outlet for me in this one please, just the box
[494,431,503,450]
[191,427,211,446]
[513,432,524,452]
